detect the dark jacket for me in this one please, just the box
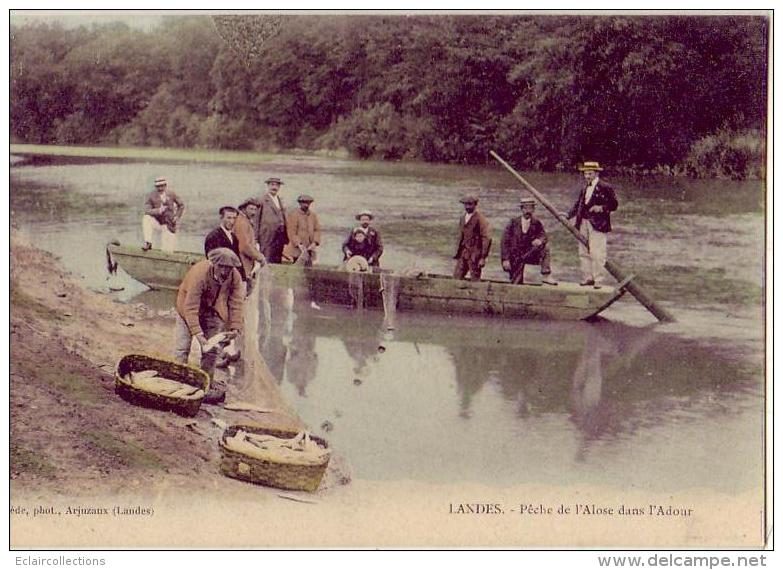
[501,215,548,269]
[204,226,245,280]
[454,211,492,262]
[567,180,618,233]
[255,193,287,259]
[342,227,383,265]
[143,190,185,232]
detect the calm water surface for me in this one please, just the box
[10,151,765,493]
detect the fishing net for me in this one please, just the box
[211,15,290,64]
[380,273,400,330]
[224,265,290,415]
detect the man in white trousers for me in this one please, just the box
[566,162,618,288]
[142,176,185,252]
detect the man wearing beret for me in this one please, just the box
[453,194,492,280]
[142,176,185,252]
[283,194,321,265]
[256,176,288,264]
[566,161,619,288]
[173,248,244,391]
[501,197,558,285]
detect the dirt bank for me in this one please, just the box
[9,232,345,499]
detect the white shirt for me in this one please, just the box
[585,177,600,203]
[270,194,281,210]
[356,226,370,235]
[520,217,531,233]
[221,225,234,244]
[464,212,474,224]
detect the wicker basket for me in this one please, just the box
[219,424,331,492]
[115,354,209,417]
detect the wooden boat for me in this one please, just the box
[106,243,628,321]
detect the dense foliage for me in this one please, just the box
[10,14,768,177]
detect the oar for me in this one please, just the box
[490,150,675,323]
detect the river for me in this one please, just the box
[9,150,765,494]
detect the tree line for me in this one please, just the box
[10,14,768,178]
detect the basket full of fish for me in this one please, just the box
[219,424,331,492]
[115,354,209,417]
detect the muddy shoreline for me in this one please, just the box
[9,231,348,500]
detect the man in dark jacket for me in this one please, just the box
[566,161,618,288]
[342,209,384,268]
[501,197,557,285]
[453,194,492,280]
[256,177,288,263]
[204,206,244,280]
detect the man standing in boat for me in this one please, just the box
[453,194,492,280]
[501,197,558,285]
[566,161,618,288]
[235,198,267,291]
[283,194,321,265]
[343,209,384,268]
[142,176,185,252]
[173,247,244,402]
[256,176,288,264]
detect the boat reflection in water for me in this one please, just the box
[133,284,759,490]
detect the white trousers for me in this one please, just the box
[578,222,607,284]
[142,215,176,252]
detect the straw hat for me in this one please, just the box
[355,209,374,220]
[345,256,370,272]
[265,177,284,185]
[459,194,479,204]
[578,161,604,172]
[154,177,167,187]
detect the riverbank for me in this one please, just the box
[8,231,337,498]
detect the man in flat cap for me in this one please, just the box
[566,161,618,288]
[343,209,384,268]
[453,194,492,280]
[173,247,244,394]
[501,197,558,285]
[256,176,288,264]
[283,194,321,265]
[235,198,267,290]
[142,176,185,252]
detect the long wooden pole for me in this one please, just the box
[490,150,675,323]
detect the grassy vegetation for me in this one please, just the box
[10,176,129,223]
[12,355,103,405]
[10,287,65,322]
[11,143,304,166]
[80,429,165,470]
[635,266,764,307]
[11,442,58,478]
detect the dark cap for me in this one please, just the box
[297,194,315,203]
[459,195,479,204]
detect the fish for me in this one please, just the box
[224,430,330,466]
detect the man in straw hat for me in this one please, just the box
[173,247,244,396]
[256,176,288,264]
[235,197,267,290]
[453,194,492,280]
[282,194,321,265]
[343,209,384,268]
[142,176,185,252]
[566,161,618,288]
[501,197,558,285]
